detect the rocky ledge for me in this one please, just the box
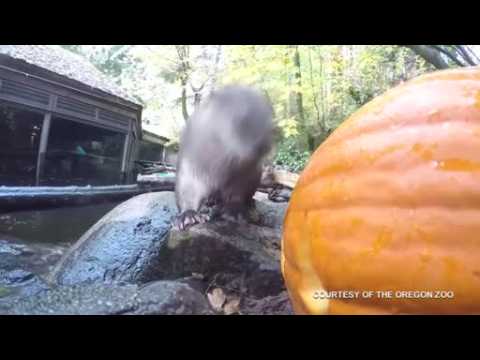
[0,191,293,315]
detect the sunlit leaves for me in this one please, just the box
[278,116,299,138]
[61,45,438,171]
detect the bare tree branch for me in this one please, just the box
[429,45,466,66]
[405,45,479,70]
[454,45,479,66]
[404,45,450,69]
[466,46,480,63]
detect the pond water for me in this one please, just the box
[0,201,121,245]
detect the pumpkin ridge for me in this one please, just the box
[294,158,480,192]
[318,102,480,149]
[291,179,480,209]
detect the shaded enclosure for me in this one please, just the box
[137,130,178,165]
[0,104,44,186]
[138,140,165,163]
[42,117,126,186]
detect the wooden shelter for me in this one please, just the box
[0,45,142,187]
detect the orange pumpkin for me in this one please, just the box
[281,66,480,315]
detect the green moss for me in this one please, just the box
[167,231,193,249]
[0,287,11,298]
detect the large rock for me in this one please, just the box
[50,192,177,285]
[46,191,290,313]
[134,280,212,315]
[158,221,284,298]
[0,238,61,300]
[0,280,213,315]
[0,271,50,304]
[242,291,294,315]
[0,238,66,277]
[51,192,287,296]
[253,193,288,230]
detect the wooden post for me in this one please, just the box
[123,118,141,184]
[121,132,131,183]
[36,113,51,186]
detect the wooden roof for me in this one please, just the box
[0,45,140,107]
[142,130,170,145]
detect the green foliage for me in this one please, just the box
[61,45,451,158]
[274,137,312,173]
[0,286,10,298]
[221,45,434,154]
[278,116,299,138]
[61,45,83,55]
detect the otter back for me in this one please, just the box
[175,85,273,225]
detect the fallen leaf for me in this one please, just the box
[207,288,226,312]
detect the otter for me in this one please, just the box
[173,85,274,230]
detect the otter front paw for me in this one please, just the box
[173,210,209,231]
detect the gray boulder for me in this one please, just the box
[42,191,291,314]
[50,192,177,285]
[242,291,294,315]
[50,192,287,299]
[0,238,60,300]
[158,220,284,298]
[0,280,213,315]
[253,193,288,230]
[0,238,66,277]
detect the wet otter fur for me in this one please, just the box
[173,85,274,230]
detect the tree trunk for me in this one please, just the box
[190,83,205,110]
[319,48,327,132]
[292,46,305,124]
[181,81,189,121]
[288,46,312,150]
[175,45,191,122]
[307,47,321,130]
[193,93,201,110]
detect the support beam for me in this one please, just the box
[121,135,130,170]
[36,113,51,185]
[121,125,132,184]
